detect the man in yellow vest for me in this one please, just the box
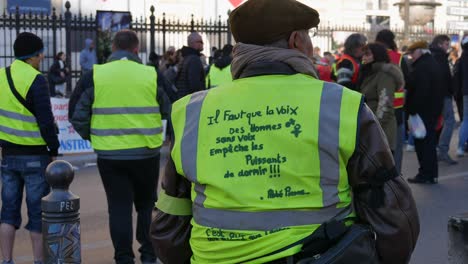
[151,1,419,263]
[206,44,233,89]
[69,30,171,264]
[0,32,59,264]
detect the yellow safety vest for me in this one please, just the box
[91,59,163,151]
[0,60,46,145]
[206,64,232,89]
[170,74,362,263]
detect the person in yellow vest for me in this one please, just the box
[0,32,59,264]
[206,44,234,89]
[151,1,419,263]
[69,30,171,264]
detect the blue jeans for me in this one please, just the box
[438,97,456,155]
[459,96,468,150]
[1,155,51,233]
[408,133,414,146]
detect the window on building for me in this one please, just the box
[367,0,389,10]
[367,15,390,26]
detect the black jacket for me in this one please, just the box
[47,59,69,96]
[458,45,468,96]
[0,74,59,156]
[430,47,452,97]
[175,46,205,98]
[406,53,444,120]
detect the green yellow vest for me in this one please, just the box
[206,64,232,89]
[91,59,163,151]
[171,74,362,263]
[0,60,45,145]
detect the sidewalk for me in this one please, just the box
[60,152,97,169]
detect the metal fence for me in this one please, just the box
[0,1,459,92]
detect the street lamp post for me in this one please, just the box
[404,0,410,43]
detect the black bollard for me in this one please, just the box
[42,160,81,264]
[448,213,468,264]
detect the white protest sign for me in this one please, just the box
[52,98,168,154]
[51,98,93,154]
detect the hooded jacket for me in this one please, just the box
[359,62,404,150]
[79,38,97,71]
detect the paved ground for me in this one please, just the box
[1,141,467,264]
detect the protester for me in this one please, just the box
[47,51,69,97]
[406,41,444,184]
[174,32,206,98]
[316,56,333,82]
[324,51,335,65]
[163,49,182,85]
[209,46,218,64]
[429,35,458,164]
[313,46,322,63]
[359,43,403,151]
[159,46,176,73]
[151,1,419,263]
[69,30,171,264]
[456,37,468,157]
[333,33,367,90]
[375,29,411,174]
[205,44,233,88]
[147,51,161,70]
[79,38,97,75]
[0,32,59,264]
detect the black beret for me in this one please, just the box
[14,32,44,60]
[229,0,320,45]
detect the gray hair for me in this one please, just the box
[187,32,202,47]
[344,33,367,55]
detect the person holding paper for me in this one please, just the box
[405,41,444,184]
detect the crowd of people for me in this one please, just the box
[1,0,468,263]
[313,31,468,184]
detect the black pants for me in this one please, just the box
[97,156,159,264]
[414,117,438,180]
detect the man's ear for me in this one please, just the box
[288,31,299,49]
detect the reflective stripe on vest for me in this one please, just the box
[0,60,45,145]
[337,54,359,84]
[394,89,405,109]
[91,60,163,151]
[388,50,405,109]
[170,74,362,263]
[206,64,232,89]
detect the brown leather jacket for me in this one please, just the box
[151,62,420,264]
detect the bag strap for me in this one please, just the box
[5,66,35,115]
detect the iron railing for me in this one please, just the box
[0,1,459,91]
